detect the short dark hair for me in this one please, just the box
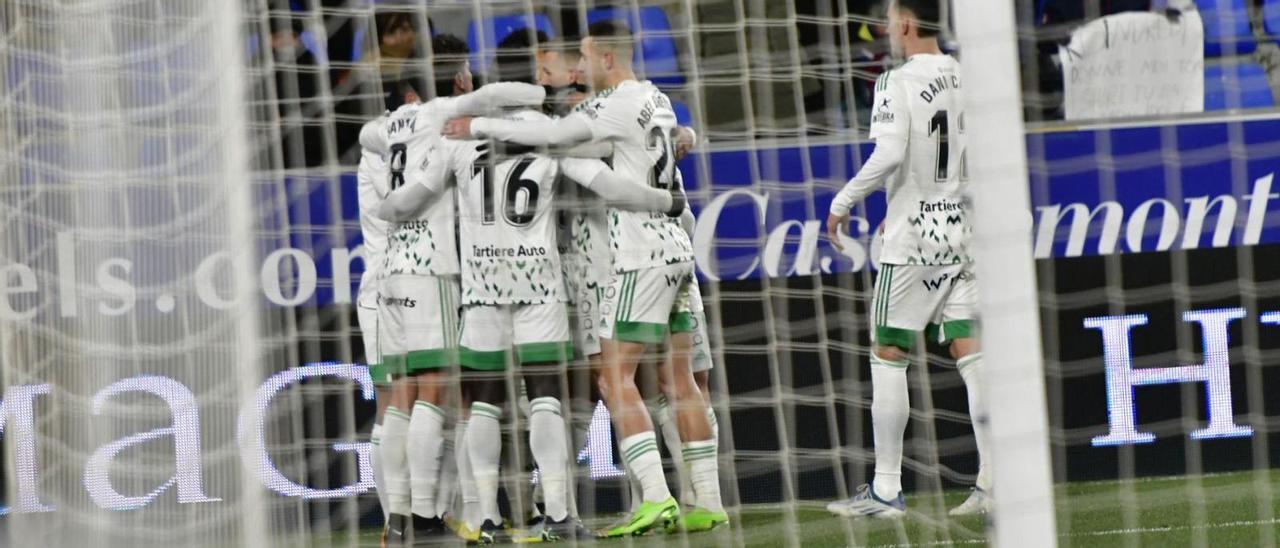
[492,27,547,84]
[586,20,634,52]
[375,11,415,43]
[384,78,418,111]
[895,0,941,37]
[427,33,469,98]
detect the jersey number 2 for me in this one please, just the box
[928,110,968,182]
[646,127,676,190]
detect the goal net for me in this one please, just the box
[3,0,1277,545]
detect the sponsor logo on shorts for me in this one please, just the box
[921,270,974,292]
[664,272,693,287]
[380,296,418,308]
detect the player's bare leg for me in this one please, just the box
[598,337,678,536]
[948,337,993,515]
[654,356,694,508]
[594,351,645,518]
[661,331,727,530]
[693,370,718,441]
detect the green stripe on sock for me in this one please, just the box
[682,449,716,460]
[471,402,501,419]
[957,352,983,370]
[622,440,658,463]
[415,400,445,418]
[623,443,657,464]
[385,407,410,420]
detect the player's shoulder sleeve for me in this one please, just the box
[358,117,388,154]
[868,69,910,141]
[581,84,645,141]
[560,157,607,188]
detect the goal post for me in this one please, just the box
[953,0,1058,545]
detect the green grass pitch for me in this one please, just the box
[320,470,1280,546]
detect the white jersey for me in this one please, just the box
[356,117,390,305]
[562,94,611,284]
[575,80,692,272]
[378,101,461,278]
[870,53,971,265]
[422,109,565,305]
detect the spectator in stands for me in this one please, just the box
[268,12,325,167]
[332,11,432,163]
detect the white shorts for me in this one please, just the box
[674,276,714,373]
[458,301,573,370]
[599,262,694,345]
[356,292,389,385]
[564,256,604,358]
[688,294,714,374]
[872,263,977,351]
[377,274,460,375]
[573,279,603,358]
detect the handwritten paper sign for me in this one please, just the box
[1061,11,1204,120]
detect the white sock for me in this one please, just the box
[435,436,458,519]
[620,431,670,503]
[408,401,446,518]
[654,396,693,507]
[611,418,644,513]
[681,440,724,513]
[957,353,993,492]
[381,407,411,516]
[371,422,389,521]
[870,354,909,501]
[455,419,480,528]
[467,402,504,525]
[528,397,570,521]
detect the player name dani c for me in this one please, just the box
[919,74,962,104]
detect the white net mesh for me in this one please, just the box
[6,0,1280,545]
[1,0,271,545]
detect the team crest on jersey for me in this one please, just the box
[873,97,895,124]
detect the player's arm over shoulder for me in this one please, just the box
[376,144,454,222]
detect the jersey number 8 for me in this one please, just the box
[388,143,408,189]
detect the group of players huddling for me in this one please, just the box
[356,0,993,543]
[357,21,727,545]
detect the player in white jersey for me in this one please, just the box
[370,33,550,546]
[356,113,393,524]
[384,89,682,540]
[443,21,727,536]
[825,0,992,518]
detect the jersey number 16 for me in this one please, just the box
[474,153,540,227]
